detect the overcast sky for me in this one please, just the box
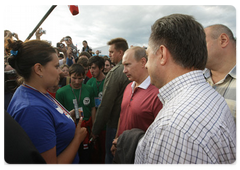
[3,2,237,52]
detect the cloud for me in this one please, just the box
[3,5,236,50]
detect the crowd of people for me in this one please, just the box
[4,13,236,164]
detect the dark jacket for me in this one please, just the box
[5,111,46,164]
[92,60,131,135]
[113,128,145,164]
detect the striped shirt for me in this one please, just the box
[204,66,236,122]
[134,70,236,164]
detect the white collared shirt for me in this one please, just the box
[131,76,151,90]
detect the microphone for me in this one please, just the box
[67,3,79,15]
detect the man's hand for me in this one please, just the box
[111,138,118,156]
[12,32,19,40]
[35,28,43,40]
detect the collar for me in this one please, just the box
[158,70,206,105]
[131,76,151,92]
[203,65,236,83]
[229,66,236,79]
[117,60,122,65]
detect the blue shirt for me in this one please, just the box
[7,85,79,163]
[66,57,73,67]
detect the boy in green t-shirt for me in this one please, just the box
[56,64,96,163]
[86,56,106,163]
[87,56,106,109]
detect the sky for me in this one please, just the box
[2,1,237,55]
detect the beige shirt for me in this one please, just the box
[204,66,236,122]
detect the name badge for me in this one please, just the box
[94,97,101,107]
[78,107,84,117]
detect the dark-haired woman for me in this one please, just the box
[81,40,93,56]
[7,39,87,164]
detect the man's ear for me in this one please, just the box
[119,50,124,56]
[219,33,229,48]
[140,57,147,68]
[157,45,168,66]
[33,63,44,77]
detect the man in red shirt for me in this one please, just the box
[111,46,163,156]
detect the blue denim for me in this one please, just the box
[105,127,117,164]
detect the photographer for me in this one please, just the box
[4,30,19,56]
[82,40,93,56]
[35,28,45,40]
[93,50,103,57]
[55,43,70,66]
[60,36,78,66]
[4,30,19,41]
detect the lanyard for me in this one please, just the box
[96,79,104,95]
[22,84,71,117]
[71,85,82,106]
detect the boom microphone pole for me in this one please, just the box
[25,5,57,41]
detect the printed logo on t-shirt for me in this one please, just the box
[83,97,90,105]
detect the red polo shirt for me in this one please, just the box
[118,76,163,136]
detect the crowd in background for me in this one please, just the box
[4,28,115,109]
[4,13,236,164]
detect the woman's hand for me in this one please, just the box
[75,117,87,143]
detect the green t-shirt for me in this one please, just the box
[86,77,105,108]
[56,84,95,121]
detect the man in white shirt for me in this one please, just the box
[134,14,236,164]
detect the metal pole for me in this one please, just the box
[25,5,57,41]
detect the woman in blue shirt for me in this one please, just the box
[6,39,87,164]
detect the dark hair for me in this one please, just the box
[149,14,207,70]
[65,36,72,39]
[79,51,91,59]
[69,63,85,76]
[77,57,88,67]
[7,40,56,81]
[104,58,111,65]
[83,40,87,44]
[88,56,105,69]
[59,53,64,59]
[107,38,129,52]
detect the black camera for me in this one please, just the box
[57,43,64,48]
[5,70,18,93]
[72,48,77,53]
